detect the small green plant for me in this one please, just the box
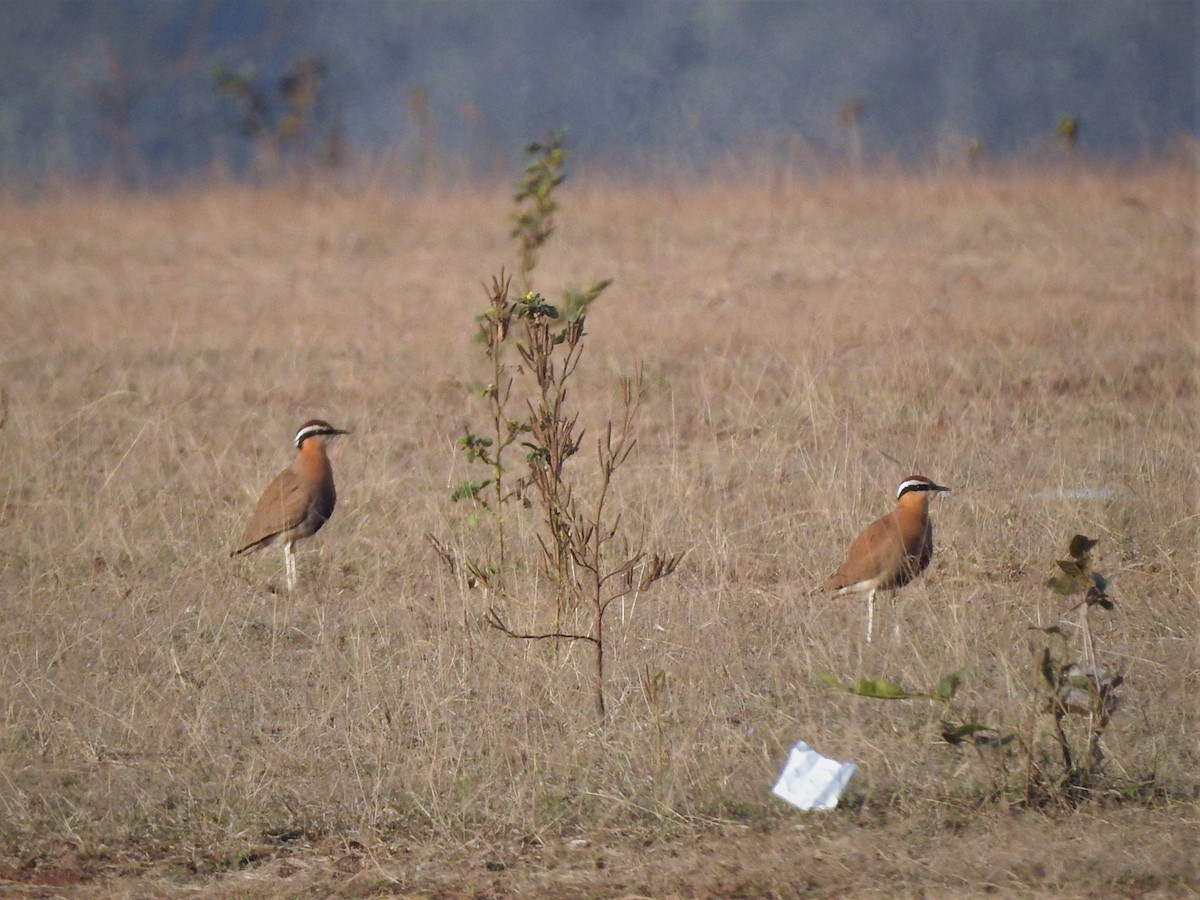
[819,534,1123,808]
[511,129,566,292]
[430,132,681,722]
[1036,533,1121,798]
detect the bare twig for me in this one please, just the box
[424,532,457,576]
[484,606,598,646]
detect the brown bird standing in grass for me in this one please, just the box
[231,419,349,590]
[826,475,949,642]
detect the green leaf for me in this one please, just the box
[457,432,498,464]
[451,479,491,502]
[1056,559,1089,582]
[940,722,992,746]
[522,442,550,466]
[850,678,913,700]
[465,560,497,587]
[1036,647,1056,687]
[562,278,613,320]
[1090,571,1108,593]
[934,670,964,702]
[814,672,846,690]
[1046,573,1081,596]
[513,295,559,320]
[975,732,1016,749]
[1068,534,1099,559]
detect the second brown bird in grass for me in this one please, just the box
[826,475,949,642]
[231,419,349,591]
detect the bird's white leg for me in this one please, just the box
[865,588,875,643]
[284,542,296,591]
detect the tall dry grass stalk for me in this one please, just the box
[0,164,1194,876]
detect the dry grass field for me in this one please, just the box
[0,159,1196,897]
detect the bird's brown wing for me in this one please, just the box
[231,467,309,555]
[826,515,907,591]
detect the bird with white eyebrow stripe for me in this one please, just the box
[231,419,349,591]
[826,475,950,642]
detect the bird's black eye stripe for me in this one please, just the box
[896,480,934,498]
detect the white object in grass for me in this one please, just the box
[771,741,857,811]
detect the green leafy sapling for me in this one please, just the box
[433,131,680,721]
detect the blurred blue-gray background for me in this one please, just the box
[1,0,1194,186]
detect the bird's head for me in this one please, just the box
[895,475,949,506]
[294,419,350,449]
